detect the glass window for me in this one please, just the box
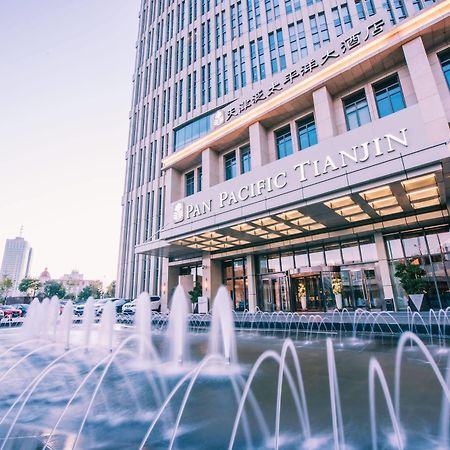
[185,171,195,196]
[240,145,251,173]
[275,126,293,159]
[309,247,325,266]
[258,255,268,274]
[268,254,281,272]
[174,110,214,151]
[197,167,202,191]
[438,48,450,90]
[257,37,266,79]
[343,90,371,130]
[294,251,309,268]
[325,244,342,265]
[342,241,361,264]
[225,151,237,180]
[403,235,428,257]
[386,237,404,259]
[281,252,294,271]
[332,7,343,36]
[297,114,317,150]
[360,239,377,262]
[373,74,406,118]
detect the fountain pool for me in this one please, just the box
[0,288,448,450]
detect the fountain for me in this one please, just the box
[0,285,448,449]
[166,285,189,365]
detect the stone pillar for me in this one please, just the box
[165,167,182,204]
[403,37,449,143]
[312,86,337,142]
[202,254,222,310]
[202,147,220,187]
[374,232,396,310]
[246,254,258,312]
[249,121,270,168]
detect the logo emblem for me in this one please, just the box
[173,202,185,223]
[212,110,225,127]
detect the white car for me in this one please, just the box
[122,296,161,314]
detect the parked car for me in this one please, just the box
[96,298,129,315]
[0,309,4,320]
[122,296,161,314]
[94,298,112,316]
[10,304,29,317]
[73,302,86,316]
[0,305,22,318]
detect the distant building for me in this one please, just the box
[39,268,52,285]
[1,237,32,291]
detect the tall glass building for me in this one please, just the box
[117,0,450,312]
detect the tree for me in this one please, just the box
[188,283,202,304]
[43,281,66,299]
[78,282,103,301]
[394,262,427,295]
[0,278,13,301]
[18,278,41,296]
[106,281,116,298]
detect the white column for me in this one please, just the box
[374,232,395,310]
[246,254,258,313]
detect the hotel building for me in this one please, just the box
[117,0,450,312]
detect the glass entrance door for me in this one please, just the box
[292,275,323,311]
[261,277,289,312]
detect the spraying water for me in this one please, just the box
[209,286,237,364]
[82,297,96,348]
[166,286,189,365]
[135,292,153,358]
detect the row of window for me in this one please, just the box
[274,73,405,160]
[136,0,429,81]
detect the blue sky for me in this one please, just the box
[0,0,140,285]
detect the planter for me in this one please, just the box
[300,296,307,311]
[409,294,424,312]
[335,293,343,310]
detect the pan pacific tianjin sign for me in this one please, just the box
[173,128,408,223]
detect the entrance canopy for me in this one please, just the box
[136,170,447,259]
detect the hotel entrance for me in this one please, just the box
[291,274,324,311]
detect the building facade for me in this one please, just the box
[117,0,450,311]
[1,237,33,291]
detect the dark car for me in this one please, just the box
[96,298,129,315]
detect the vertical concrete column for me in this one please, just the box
[403,37,449,142]
[201,147,220,187]
[374,232,395,310]
[312,86,337,142]
[249,121,270,168]
[246,254,258,313]
[202,254,222,310]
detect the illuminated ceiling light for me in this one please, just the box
[406,186,439,202]
[247,228,269,236]
[230,223,254,232]
[217,236,238,242]
[259,233,281,239]
[215,243,234,249]
[292,217,315,226]
[185,236,205,243]
[234,240,250,245]
[252,217,278,226]
[279,229,303,236]
[277,210,303,220]
[200,232,223,239]
[324,196,353,209]
[173,240,187,246]
[187,243,206,249]
[203,239,220,246]
[347,213,371,222]
[377,206,404,216]
[402,174,436,191]
[335,205,363,216]
[304,223,326,231]
[369,196,398,209]
[360,186,392,201]
[267,223,291,231]
[203,247,218,251]
[411,198,440,209]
